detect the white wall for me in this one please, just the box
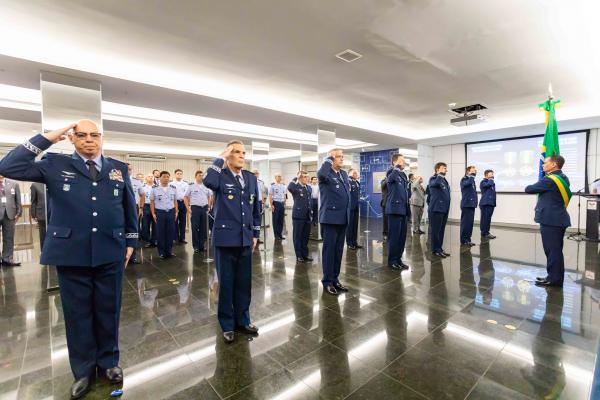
[423,128,600,229]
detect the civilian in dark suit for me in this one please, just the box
[30,182,47,254]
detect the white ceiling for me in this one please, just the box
[0,0,599,144]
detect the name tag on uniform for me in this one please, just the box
[63,184,70,192]
[114,189,119,197]
[1,197,5,203]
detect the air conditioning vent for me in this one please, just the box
[335,49,362,63]
[126,154,167,161]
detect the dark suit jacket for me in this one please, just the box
[525,170,571,228]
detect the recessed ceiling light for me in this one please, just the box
[335,49,362,63]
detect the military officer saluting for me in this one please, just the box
[0,121,137,399]
[184,170,213,253]
[204,140,261,343]
[141,174,157,247]
[288,170,313,263]
[269,174,287,240]
[428,162,451,258]
[385,154,411,270]
[460,166,478,247]
[525,155,571,287]
[346,168,363,250]
[318,148,351,296]
[479,169,497,239]
[150,171,178,258]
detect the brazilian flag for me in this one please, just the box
[538,98,571,207]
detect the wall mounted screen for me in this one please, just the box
[466,130,587,192]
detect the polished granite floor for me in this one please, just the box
[1,217,600,400]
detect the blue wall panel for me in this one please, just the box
[359,149,396,218]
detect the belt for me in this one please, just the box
[191,204,208,208]
[156,208,174,212]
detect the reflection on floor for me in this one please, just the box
[1,218,599,399]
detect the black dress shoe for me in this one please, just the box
[390,263,402,270]
[223,331,235,343]
[469,242,476,247]
[325,285,338,295]
[433,251,447,258]
[347,245,357,250]
[194,249,200,253]
[334,282,349,292]
[482,234,496,239]
[2,261,21,267]
[536,276,549,282]
[105,366,123,383]
[257,239,264,244]
[159,254,165,259]
[355,244,363,249]
[304,257,313,262]
[535,280,563,288]
[178,240,188,244]
[144,243,153,248]
[399,262,410,270]
[460,242,470,246]
[418,230,426,234]
[441,251,451,257]
[70,377,91,400]
[130,258,141,264]
[236,324,259,335]
[296,257,306,263]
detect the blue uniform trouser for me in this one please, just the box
[292,218,311,259]
[387,214,408,265]
[346,209,359,246]
[321,223,346,286]
[430,211,448,253]
[311,202,319,225]
[56,262,124,379]
[480,205,495,236]
[540,224,566,285]
[156,209,175,256]
[272,201,285,239]
[460,207,475,244]
[141,204,156,245]
[214,246,252,331]
[175,200,187,241]
[191,205,208,251]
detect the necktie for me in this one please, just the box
[86,160,99,181]
[236,175,244,188]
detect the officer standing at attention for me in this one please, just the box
[184,170,213,253]
[127,164,144,264]
[204,140,261,343]
[479,169,497,239]
[525,155,571,287]
[318,148,351,296]
[141,174,157,248]
[0,175,22,266]
[30,182,47,254]
[346,168,363,250]
[150,171,178,258]
[385,154,411,270]
[460,166,478,247]
[0,121,137,398]
[269,173,287,240]
[309,176,319,226]
[288,170,313,263]
[428,162,451,258]
[172,169,189,244]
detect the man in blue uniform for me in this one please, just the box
[172,169,189,244]
[346,168,363,250]
[0,121,137,399]
[525,155,571,287]
[288,170,313,263]
[269,174,287,240]
[128,164,144,263]
[460,166,478,247]
[204,140,261,343]
[480,169,497,239]
[385,154,411,270]
[318,148,350,295]
[428,162,451,258]
[184,170,213,253]
[141,174,157,248]
[150,171,178,258]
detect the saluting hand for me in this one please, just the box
[43,124,76,144]
[124,246,133,267]
[220,145,233,159]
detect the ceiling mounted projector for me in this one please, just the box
[449,103,488,126]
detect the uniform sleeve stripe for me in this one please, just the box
[126,233,138,239]
[209,165,222,173]
[23,140,42,155]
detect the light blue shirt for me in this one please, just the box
[150,185,177,211]
[76,151,102,172]
[142,184,153,204]
[130,177,144,204]
[269,182,287,202]
[185,182,212,206]
[172,179,189,201]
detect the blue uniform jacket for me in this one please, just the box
[204,158,261,246]
[385,167,411,215]
[428,174,451,214]
[317,156,350,225]
[479,178,497,207]
[460,175,478,208]
[349,178,360,211]
[524,170,571,228]
[287,179,312,220]
[0,134,138,267]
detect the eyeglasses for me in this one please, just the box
[73,132,102,140]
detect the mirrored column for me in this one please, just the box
[251,141,270,248]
